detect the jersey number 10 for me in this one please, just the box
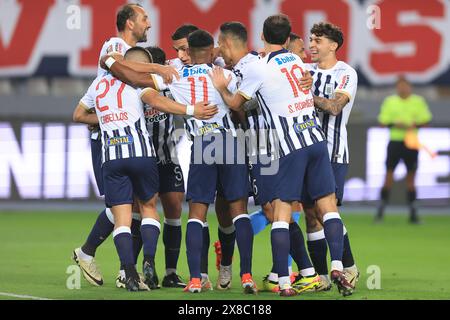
[281,64,309,97]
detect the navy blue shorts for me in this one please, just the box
[274,141,336,203]
[187,132,248,204]
[158,161,185,194]
[248,158,275,206]
[302,162,348,206]
[102,157,159,208]
[90,138,104,196]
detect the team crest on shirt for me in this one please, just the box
[145,107,168,123]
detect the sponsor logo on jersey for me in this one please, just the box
[106,135,134,146]
[197,123,223,136]
[275,55,296,66]
[182,67,208,77]
[145,107,168,123]
[293,118,318,133]
[338,75,350,90]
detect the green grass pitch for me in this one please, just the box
[0,210,449,300]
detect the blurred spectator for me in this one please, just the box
[375,76,432,224]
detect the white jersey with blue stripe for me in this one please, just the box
[238,49,325,160]
[232,52,269,157]
[80,74,155,164]
[90,37,131,140]
[306,61,358,164]
[144,89,178,163]
[153,63,238,140]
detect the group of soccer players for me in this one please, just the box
[72,3,359,297]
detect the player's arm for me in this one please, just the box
[100,55,179,84]
[140,88,218,120]
[313,93,349,116]
[101,56,157,88]
[73,103,98,125]
[208,67,247,111]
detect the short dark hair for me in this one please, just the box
[171,24,199,41]
[289,32,301,42]
[263,14,291,45]
[124,46,152,63]
[146,46,166,65]
[116,4,142,32]
[310,22,344,51]
[220,21,248,43]
[187,29,214,49]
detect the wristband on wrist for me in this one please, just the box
[186,104,195,116]
[105,57,116,69]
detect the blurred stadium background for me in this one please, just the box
[0,0,449,300]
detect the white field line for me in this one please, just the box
[0,292,53,300]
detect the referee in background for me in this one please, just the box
[375,76,432,224]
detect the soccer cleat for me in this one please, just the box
[279,283,297,297]
[162,273,186,288]
[241,273,258,295]
[262,275,280,293]
[343,265,360,290]
[213,240,222,271]
[331,270,354,297]
[201,274,213,291]
[143,261,160,290]
[292,273,321,294]
[115,271,126,289]
[315,275,332,291]
[184,278,202,293]
[72,248,103,286]
[216,264,232,290]
[125,275,150,292]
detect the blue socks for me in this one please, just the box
[113,226,134,269]
[82,208,114,257]
[186,219,204,279]
[271,221,290,282]
[200,223,210,275]
[218,225,236,267]
[307,230,329,275]
[289,222,313,271]
[140,218,160,264]
[233,214,254,276]
[163,218,182,273]
[323,212,344,271]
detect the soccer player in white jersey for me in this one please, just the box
[209,14,353,297]
[73,47,216,291]
[301,22,359,294]
[170,24,235,291]
[216,21,319,294]
[72,3,179,287]
[150,30,256,294]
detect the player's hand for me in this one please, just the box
[88,124,99,132]
[155,65,180,84]
[193,101,219,120]
[299,70,313,91]
[100,53,124,70]
[208,66,232,92]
